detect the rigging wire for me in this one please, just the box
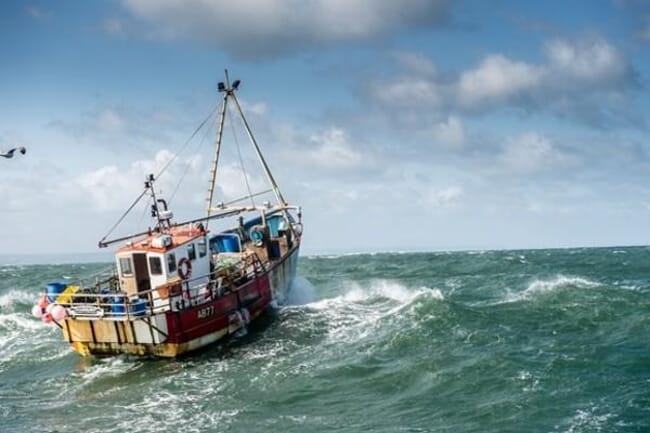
[99,188,149,246]
[156,103,220,180]
[137,194,153,231]
[99,103,219,245]
[228,103,256,208]
[169,108,217,204]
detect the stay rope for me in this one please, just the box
[99,103,219,245]
[228,103,256,208]
[169,109,217,204]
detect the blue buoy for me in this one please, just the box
[112,295,126,316]
[46,282,67,302]
[130,298,147,317]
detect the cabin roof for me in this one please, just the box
[117,225,207,254]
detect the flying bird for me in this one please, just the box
[0,147,27,159]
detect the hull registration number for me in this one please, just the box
[197,305,215,319]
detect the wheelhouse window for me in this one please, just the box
[197,239,207,258]
[149,256,163,275]
[187,243,196,261]
[119,257,133,277]
[167,253,177,273]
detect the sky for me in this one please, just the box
[1,0,650,257]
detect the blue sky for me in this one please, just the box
[1,0,650,256]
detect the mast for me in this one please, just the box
[206,71,290,214]
[203,70,299,239]
[205,71,231,230]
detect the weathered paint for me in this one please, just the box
[62,247,298,357]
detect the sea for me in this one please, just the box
[0,247,648,433]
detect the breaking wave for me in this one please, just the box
[0,289,35,309]
[503,275,601,303]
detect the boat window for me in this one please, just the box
[187,243,196,261]
[119,257,133,277]
[149,256,162,275]
[167,253,177,273]
[197,239,207,258]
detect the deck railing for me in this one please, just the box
[56,251,266,320]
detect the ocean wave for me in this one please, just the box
[0,290,36,309]
[308,280,444,310]
[503,275,601,303]
[525,276,600,295]
[72,357,142,385]
[299,280,444,348]
[0,312,62,367]
[0,312,44,333]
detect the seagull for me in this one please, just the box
[0,147,27,158]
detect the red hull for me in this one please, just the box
[166,274,272,344]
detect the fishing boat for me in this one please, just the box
[32,73,303,357]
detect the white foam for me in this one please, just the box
[503,275,601,303]
[73,357,140,385]
[565,406,613,433]
[299,280,444,348]
[0,312,44,331]
[0,289,36,309]
[308,280,443,311]
[0,312,58,364]
[525,276,600,295]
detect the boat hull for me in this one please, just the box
[62,246,299,357]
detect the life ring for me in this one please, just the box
[178,257,192,280]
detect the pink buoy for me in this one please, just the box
[45,303,55,314]
[51,305,67,321]
[42,313,53,323]
[38,296,49,309]
[31,304,43,318]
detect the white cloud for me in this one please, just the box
[500,132,559,174]
[48,104,188,156]
[431,116,465,148]
[421,185,463,207]
[239,100,267,116]
[74,150,212,213]
[366,36,637,128]
[304,128,365,170]
[103,18,127,37]
[75,150,175,211]
[392,51,437,77]
[458,54,543,107]
[96,108,127,133]
[374,78,444,109]
[544,38,630,85]
[214,163,267,203]
[120,0,449,58]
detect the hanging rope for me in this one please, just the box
[228,103,256,208]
